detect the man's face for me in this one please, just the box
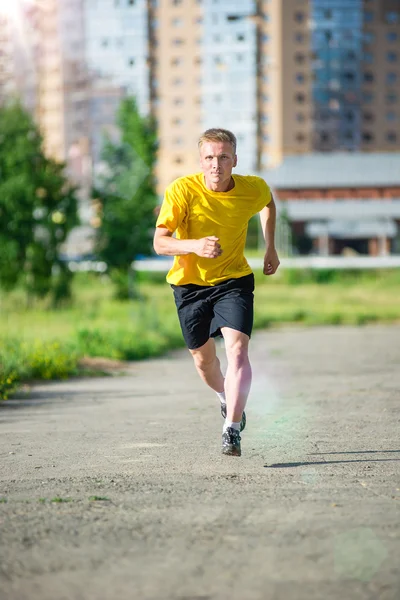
[199,141,237,189]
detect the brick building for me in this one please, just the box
[264,153,400,256]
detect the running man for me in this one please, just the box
[153,128,280,456]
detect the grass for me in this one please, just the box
[50,497,72,503]
[1,267,399,399]
[88,496,111,502]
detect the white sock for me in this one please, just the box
[223,420,241,432]
[216,391,226,404]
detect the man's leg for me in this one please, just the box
[189,338,225,394]
[220,328,251,423]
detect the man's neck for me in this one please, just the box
[204,176,235,193]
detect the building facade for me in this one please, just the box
[1,0,399,224]
[265,153,400,256]
[153,0,399,186]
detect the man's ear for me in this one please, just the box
[233,154,238,167]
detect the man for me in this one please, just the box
[153,128,280,457]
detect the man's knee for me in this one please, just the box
[224,336,250,368]
[190,347,216,373]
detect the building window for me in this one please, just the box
[345,111,354,122]
[295,92,305,103]
[295,52,305,64]
[172,17,183,26]
[386,131,397,142]
[386,112,396,122]
[324,9,332,19]
[387,52,397,63]
[128,0,135,5]
[386,32,398,42]
[344,131,354,141]
[173,38,184,46]
[386,92,397,104]
[237,33,245,41]
[172,0,182,5]
[172,117,183,125]
[343,71,356,82]
[129,58,135,66]
[387,73,397,85]
[262,34,270,42]
[295,32,305,43]
[362,132,374,142]
[296,113,305,122]
[171,57,182,66]
[363,52,373,64]
[363,31,374,44]
[174,156,183,164]
[363,71,374,83]
[364,11,374,23]
[363,92,374,103]
[173,98,183,105]
[363,112,374,123]
[296,73,305,84]
[294,11,305,23]
[385,12,399,24]
[320,132,330,143]
[296,133,305,143]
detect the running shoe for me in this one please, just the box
[222,427,241,457]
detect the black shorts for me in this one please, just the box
[171,273,255,350]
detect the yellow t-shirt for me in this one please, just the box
[156,172,271,286]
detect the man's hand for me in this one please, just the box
[263,247,280,275]
[194,236,222,258]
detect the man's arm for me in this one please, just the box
[153,227,222,258]
[259,195,280,275]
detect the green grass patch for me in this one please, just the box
[1,269,399,399]
[50,497,72,503]
[88,496,111,502]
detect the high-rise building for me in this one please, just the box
[152,0,399,188]
[84,0,150,166]
[35,0,90,181]
[1,0,399,198]
[0,2,37,113]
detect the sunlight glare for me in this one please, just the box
[0,0,22,20]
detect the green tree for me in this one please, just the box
[0,101,79,304]
[93,97,158,299]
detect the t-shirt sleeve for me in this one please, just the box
[155,181,187,232]
[257,178,272,211]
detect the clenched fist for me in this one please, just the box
[194,236,222,258]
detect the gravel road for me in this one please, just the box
[1,325,399,600]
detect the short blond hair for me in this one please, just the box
[198,128,237,155]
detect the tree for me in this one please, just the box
[0,101,79,304]
[93,97,158,299]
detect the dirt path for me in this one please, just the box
[1,325,399,600]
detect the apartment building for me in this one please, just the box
[153,0,399,187]
[0,2,37,113]
[84,0,150,166]
[1,1,399,197]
